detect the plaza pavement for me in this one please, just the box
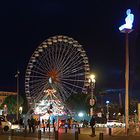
[1,134,140,140]
[1,127,140,140]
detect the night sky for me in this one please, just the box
[0,0,140,98]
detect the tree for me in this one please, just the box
[65,94,90,113]
[0,95,23,114]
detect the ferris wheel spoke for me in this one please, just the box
[29,80,48,90]
[43,49,52,71]
[29,78,48,85]
[61,55,81,74]
[33,55,49,73]
[48,48,54,69]
[58,85,70,101]
[61,71,85,78]
[61,83,74,94]
[40,50,51,72]
[48,48,54,70]
[58,47,77,72]
[62,83,78,95]
[31,90,43,101]
[43,52,52,72]
[29,79,49,85]
[55,83,69,99]
[61,78,84,82]
[58,46,72,69]
[53,43,62,70]
[30,80,48,94]
[35,59,48,73]
[66,68,84,75]
[56,45,69,71]
[30,88,43,98]
[51,46,58,69]
[61,49,80,70]
[31,86,47,101]
[29,69,48,77]
[54,44,61,70]
[38,55,51,73]
[28,75,48,79]
[61,80,83,90]
[34,89,45,103]
[62,64,84,76]
[62,54,82,74]
[31,63,48,75]
[62,64,83,76]
[30,80,48,91]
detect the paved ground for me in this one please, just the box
[1,127,140,140]
[1,134,140,140]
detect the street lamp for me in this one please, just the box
[19,106,23,114]
[119,9,134,134]
[89,74,96,116]
[78,112,84,117]
[15,70,20,121]
[106,100,110,122]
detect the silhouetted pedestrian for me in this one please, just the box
[90,115,96,137]
[30,117,35,133]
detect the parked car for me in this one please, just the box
[95,123,107,128]
[0,116,12,131]
[11,120,20,131]
[106,120,125,128]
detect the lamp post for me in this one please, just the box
[89,74,96,116]
[15,70,20,121]
[119,9,134,134]
[106,100,110,122]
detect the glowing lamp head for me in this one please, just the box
[106,100,110,104]
[89,74,96,83]
[78,112,84,117]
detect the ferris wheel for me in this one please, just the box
[25,35,90,106]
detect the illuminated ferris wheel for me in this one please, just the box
[25,35,90,106]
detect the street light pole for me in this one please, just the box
[119,9,134,134]
[89,74,96,116]
[125,30,129,133]
[15,70,20,121]
[106,100,110,122]
[120,29,133,133]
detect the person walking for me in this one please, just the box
[27,119,31,133]
[90,115,96,137]
[30,117,35,133]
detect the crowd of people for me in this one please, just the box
[9,115,96,135]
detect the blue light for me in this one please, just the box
[119,9,134,31]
